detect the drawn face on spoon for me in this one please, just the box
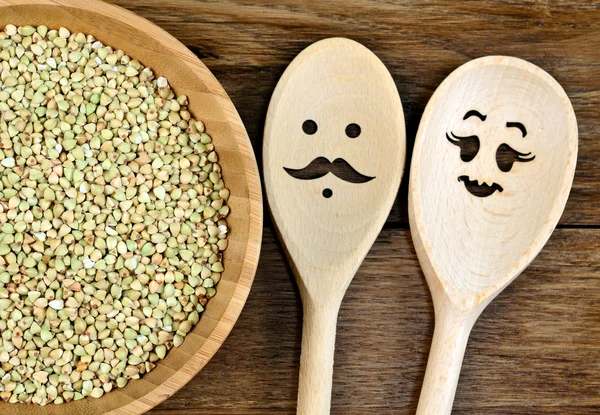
[283,121,376,199]
[410,56,578,301]
[264,38,405,274]
[446,109,536,197]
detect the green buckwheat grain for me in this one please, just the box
[0,24,230,405]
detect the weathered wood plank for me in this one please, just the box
[110,0,600,226]
[149,227,600,414]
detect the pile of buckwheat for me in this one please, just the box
[0,24,230,405]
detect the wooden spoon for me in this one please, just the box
[264,38,406,414]
[409,56,578,415]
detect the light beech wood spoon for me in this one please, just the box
[264,38,406,414]
[409,56,578,415]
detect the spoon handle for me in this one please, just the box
[416,306,475,415]
[297,301,340,415]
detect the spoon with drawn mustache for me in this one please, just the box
[284,157,375,183]
[263,38,406,415]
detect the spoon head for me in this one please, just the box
[409,56,577,309]
[264,38,405,296]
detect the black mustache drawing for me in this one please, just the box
[284,157,375,184]
[458,175,504,198]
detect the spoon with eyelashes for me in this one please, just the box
[409,55,577,414]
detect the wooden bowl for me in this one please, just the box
[0,0,263,413]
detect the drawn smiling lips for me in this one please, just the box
[458,175,504,198]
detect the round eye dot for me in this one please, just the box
[322,188,333,198]
[302,120,318,135]
[345,123,361,139]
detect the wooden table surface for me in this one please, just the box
[106,1,600,413]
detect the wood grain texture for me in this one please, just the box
[94,0,599,413]
[108,0,600,227]
[150,227,600,414]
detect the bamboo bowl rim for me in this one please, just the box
[0,1,263,414]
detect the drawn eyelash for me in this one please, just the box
[517,153,535,161]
